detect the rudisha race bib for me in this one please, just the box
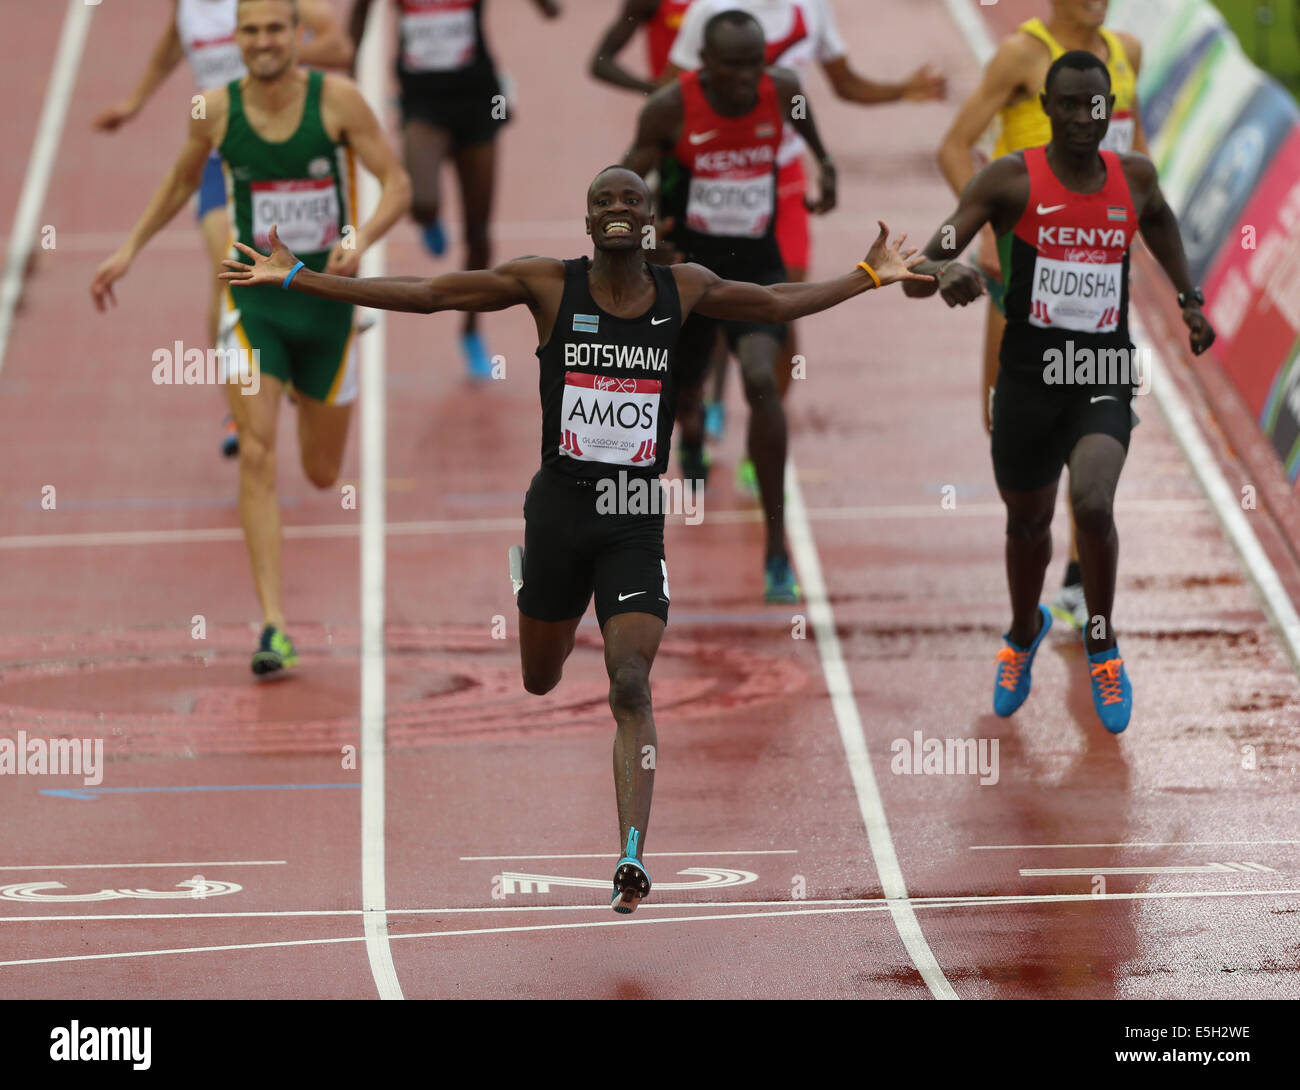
[250,178,340,254]
[1029,225,1129,333]
[559,373,662,466]
[401,2,476,72]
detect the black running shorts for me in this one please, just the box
[676,246,788,388]
[399,78,507,147]
[991,364,1137,493]
[517,466,671,630]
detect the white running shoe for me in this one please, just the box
[508,545,524,596]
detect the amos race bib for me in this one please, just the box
[251,177,340,254]
[400,1,477,72]
[559,373,661,466]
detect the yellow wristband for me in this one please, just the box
[856,261,882,289]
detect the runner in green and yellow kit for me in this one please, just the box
[92,0,411,676]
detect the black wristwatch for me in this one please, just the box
[1178,287,1204,309]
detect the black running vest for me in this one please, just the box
[537,258,684,480]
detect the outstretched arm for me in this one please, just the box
[902,155,1025,303]
[681,222,932,323]
[1131,156,1214,354]
[91,102,221,310]
[299,0,357,70]
[91,12,185,131]
[590,0,660,95]
[221,228,551,314]
[771,68,836,214]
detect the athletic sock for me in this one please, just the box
[1063,561,1081,587]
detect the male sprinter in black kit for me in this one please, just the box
[221,166,930,913]
[904,52,1213,734]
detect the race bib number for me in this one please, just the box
[1029,255,1125,333]
[190,37,246,90]
[1100,115,1135,153]
[250,178,340,254]
[559,373,662,466]
[401,4,476,72]
[685,174,775,238]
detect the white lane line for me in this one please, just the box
[0,0,95,380]
[459,850,798,861]
[3,886,1298,968]
[1136,314,1300,672]
[1022,864,1280,876]
[973,841,1300,850]
[784,458,958,1000]
[0,860,286,871]
[356,0,401,1002]
[0,498,1206,552]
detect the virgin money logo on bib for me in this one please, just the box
[251,178,340,253]
[559,373,662,466]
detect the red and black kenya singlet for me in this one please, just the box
[1001,146,1139,365]
[668,70,784,265]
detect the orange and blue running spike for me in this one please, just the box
[611,827,650,915]
[1087,645,1132,733]
[993,604,1052,717]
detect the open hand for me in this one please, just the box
[220,224,301,288]
[90,246,132,312]
[862,221,934,287]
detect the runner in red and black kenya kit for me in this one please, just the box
[222,165,931,914]
[624,8,837,604]
[904,52,1214,735]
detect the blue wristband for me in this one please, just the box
[282,260,305,290]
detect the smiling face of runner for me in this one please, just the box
[585,168,654,253]
[1051,0,1109,32]
[699,14,767,115]
[235,0,299,83]
[1041,61,1114,154]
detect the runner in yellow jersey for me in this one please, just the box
[937,0,1147,630]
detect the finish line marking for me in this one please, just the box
[3,887,1298,967]
[459,849,798,861]
[0,861,286,872]
[1022,863,1278,877]
[3,885,1298,925]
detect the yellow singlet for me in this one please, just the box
[994,17,1138,156]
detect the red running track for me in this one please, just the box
[0,0,1297,999]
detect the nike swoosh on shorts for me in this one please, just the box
[618,591,647,601]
